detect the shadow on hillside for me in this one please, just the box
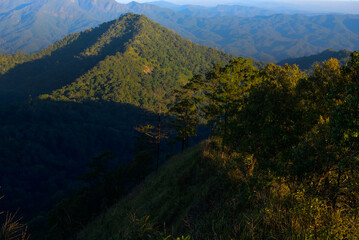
[0,97,207,221]
[0,99,158,221]
[0,17,135,106]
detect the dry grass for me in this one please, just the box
[0,186,30,240]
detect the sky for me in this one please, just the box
[116,0,359,4]
[115,0,359,13]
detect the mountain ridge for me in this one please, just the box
[0,13,231,107]
[0,13,230,228]
[278,48,352,72]
[0,0,358,62]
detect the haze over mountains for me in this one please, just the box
[0,0,358,61]
[149,0,359,14]
[148,1,278,17]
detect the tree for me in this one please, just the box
[80,151,116,186]
[327,51,359,208]
[135,107,168,171]
[227,63,307,172]
[169,87,200,152]
[180,58,260,157]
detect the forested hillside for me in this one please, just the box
[0,13,231,108]
[77,52,359,240]
[42,15,231,108]
[0,101,153,223]
[0,13,230,234]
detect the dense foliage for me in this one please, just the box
[0,101,155,224]
[79,52,359,240]
[0,13,231,108]
[0,13,230,239]
[1,4,358,239]
[169,52,359,239]
[43,14,231,110]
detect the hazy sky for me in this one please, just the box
[116,0,359,4]
[115,0,359,13]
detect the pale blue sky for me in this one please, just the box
[116,0,359,4]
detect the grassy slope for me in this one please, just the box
[77,142,223,239]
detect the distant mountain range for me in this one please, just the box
[0,0,358,62]
[223,0,359,15]
[150,0,359,15]
[148,1,278,17]
[279,48,352,73]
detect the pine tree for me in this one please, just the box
[169,87,201,152]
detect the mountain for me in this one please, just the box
[0,0,126,53]
[182,14,359,62]
[0,13,231,107]
[149,1,277,18]
[205,0,359,15]
[0,13,230,226]
[1,0,359,62]
[278,48,352,72]
[0,0,193,54]
[180,5,276,18]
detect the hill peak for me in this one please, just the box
[0,13,231,107]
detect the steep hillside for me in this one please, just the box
[77,52,359,240]
[76,142,217,240]
[0,13,230,229]
[0,101,154,223]
[43,14,231,108]
[0,13,231,107]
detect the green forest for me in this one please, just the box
[77,52,359,240]
[0,12,358,240]
[0,13,231,108]
[2,51,358,240]
[0,13,229,239]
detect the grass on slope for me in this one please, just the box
[76,141,225,240]
[77,136,357,239]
